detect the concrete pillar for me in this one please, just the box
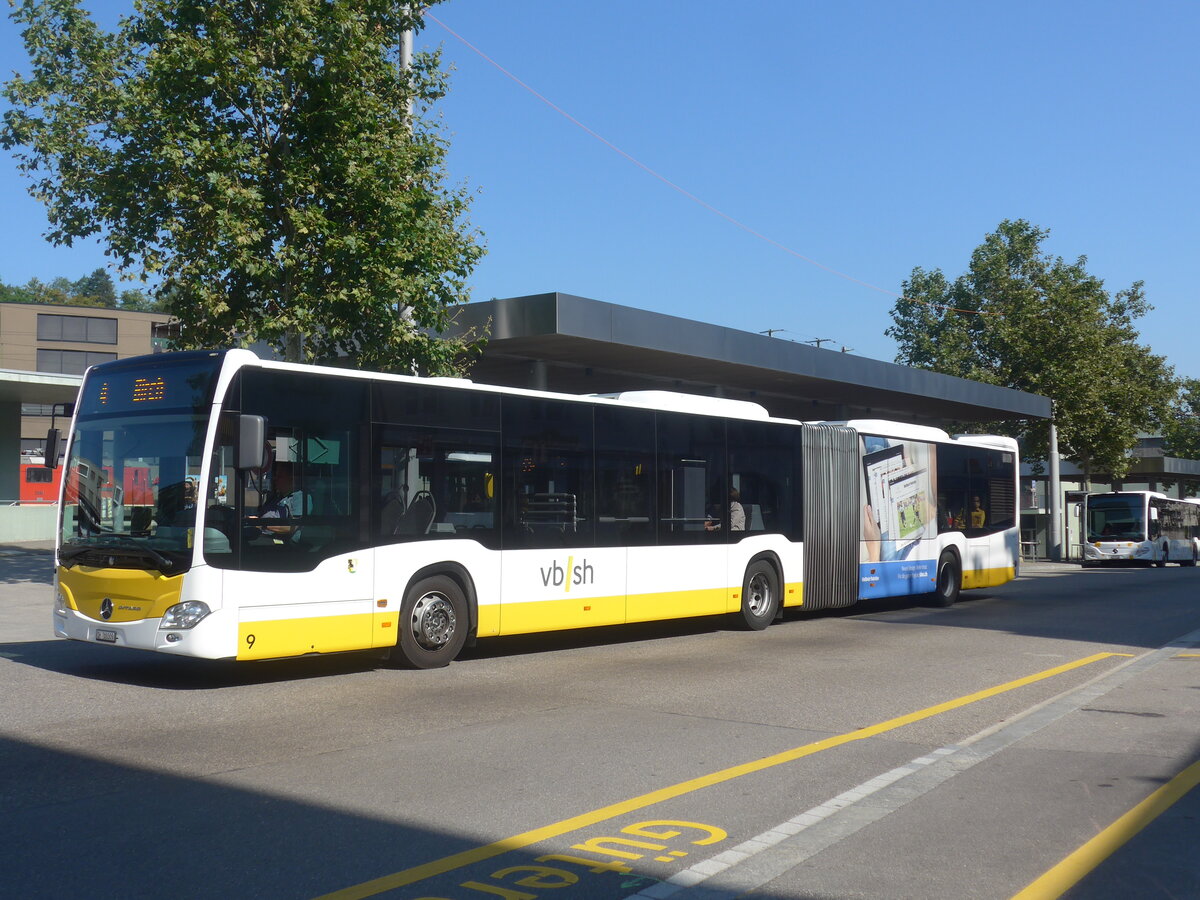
[0,401,21,502]
[1049,419,1062,562]
[529,360,548,392]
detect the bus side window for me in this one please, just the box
[376,428,498,547]
[657,413,725,545]
[595,406,655,547]
[501,396,594,550]
[937,445,970,533]
[728,420,796,539]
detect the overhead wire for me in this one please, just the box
[424,11,994,319]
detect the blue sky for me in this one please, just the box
[2,1,1197,378]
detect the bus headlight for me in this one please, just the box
[54,587,69,617]
[161,601,211,630]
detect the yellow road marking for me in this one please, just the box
[1011,756,1200,899]
[315,652,1128,900]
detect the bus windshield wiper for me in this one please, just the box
[58,544,94,568]
[105,534,179,574]
[59,535,178,575]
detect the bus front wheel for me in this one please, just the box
[394,575,468,669]
[739,560,779,630]
[928,551,961,607]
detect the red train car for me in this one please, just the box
[20,460,62,503]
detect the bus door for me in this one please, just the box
[373,425,502,638]
[498,398,625,634]
[626,413,730,622]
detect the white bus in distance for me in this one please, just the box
[1081,491,1200,567]
[52,350,1020,668]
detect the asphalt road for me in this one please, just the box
[2,547,1198,900]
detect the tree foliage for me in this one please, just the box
[0,270,162,309]
[886,219,1175,478]
[1163,378,1200,461]
[71,267,117,306]
[3,0,485,373]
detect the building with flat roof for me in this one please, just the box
[446,293,1052,425]
[0,301,172,457]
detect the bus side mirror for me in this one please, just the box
[238,415,267,469]
[44,428,62,470]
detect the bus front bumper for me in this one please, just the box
[53,602,236,659]
[1082,542,1151,563]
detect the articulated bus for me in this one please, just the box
[1082,491,1200,567]
[52,350,1019,668]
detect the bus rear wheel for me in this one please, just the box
[393,575,468,669]
[738,560,779,630]
[928,551,961,608]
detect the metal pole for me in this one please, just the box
[1049,419,1062,561]
[398,9,415,365]
[400,15,413,123]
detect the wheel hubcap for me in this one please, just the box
[410,592,456,650]
[746,573,771,616]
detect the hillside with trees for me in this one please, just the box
[0,269,160,311]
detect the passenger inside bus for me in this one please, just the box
[258,465,308,538]
[969,495,987,529]
[705,488,746,532]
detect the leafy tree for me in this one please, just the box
[72,267,117,307]
[3,0,485,373]
[118,288,161,312]
[886,219,1175,479]
[1163,378,1200,461]
[0,280,36,303]
[28,276,74,306]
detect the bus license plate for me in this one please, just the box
[95,629,118,643]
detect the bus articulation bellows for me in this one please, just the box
[52,350,1020,668]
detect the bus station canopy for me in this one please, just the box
[447,293,1052,426]
[0,369,82,406]
[0,369,82,503]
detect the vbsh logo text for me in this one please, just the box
[540,557,594,589]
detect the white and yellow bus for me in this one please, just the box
[52,350,1019,668]
[1081,491,1200,567]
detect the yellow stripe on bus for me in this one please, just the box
[962,566,1016,590]
[499,593,626,634]
[238,614,377,660]
[783,581,804,607]
[625,586,732,623]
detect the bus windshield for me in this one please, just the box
[58,353,224,573]
[1086,495,1146,542]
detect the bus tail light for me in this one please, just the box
[161,601,211,630]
